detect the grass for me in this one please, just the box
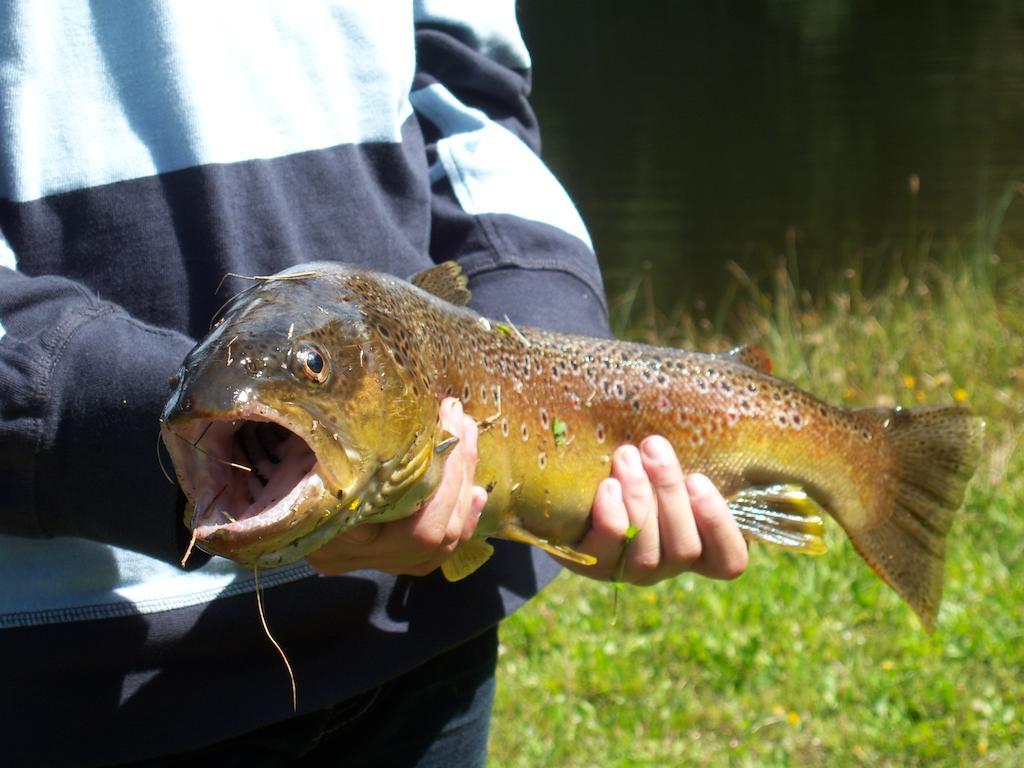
[489,239,1024,766]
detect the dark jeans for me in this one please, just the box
[130,626,499,767]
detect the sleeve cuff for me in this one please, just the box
[32,305,199,564]
[468,266,611,338]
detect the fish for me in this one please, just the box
[160,261,984,631]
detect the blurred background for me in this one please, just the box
[491,3,1024,766]
[520,0,1024,313]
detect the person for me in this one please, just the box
[0,3,747,765]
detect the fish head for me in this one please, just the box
[161,267,437,567]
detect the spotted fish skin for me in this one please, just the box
[162,262,984,631]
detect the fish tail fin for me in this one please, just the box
[846,405,985,631]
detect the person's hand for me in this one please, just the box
[306,398,487,577]
[560,436,748,585]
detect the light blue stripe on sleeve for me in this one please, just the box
[0,235,16,342]
[0,1,415,203]
[0,535,315,628]
[414,0,531,69]
[0,237,14,271]
[410,84,593,251]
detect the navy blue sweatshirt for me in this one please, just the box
[0,3,609,764]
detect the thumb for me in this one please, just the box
[336,523,381,545]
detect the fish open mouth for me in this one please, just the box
[163,407,336,546]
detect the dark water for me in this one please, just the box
[520,0,1024,309]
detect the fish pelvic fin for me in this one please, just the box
[496,523,598,567]
[847,405,985,632]
[441,539,495,581]
[728,484,828,555]
[409,261,472,306]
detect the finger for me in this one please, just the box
[332,521,381,546]
[305,547,342,575]
[305,521,379,574]
[404,401,473,550]
[686,473,748,580]
[459,486,488,546]
[438,396,464,434]
[613,444,662,585]
[445,412,481,542]
[309,399,480,575]
[425,411,479,551]
[564,477,630,578]
[639,436,702,568]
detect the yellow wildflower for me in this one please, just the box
[953,388,968,402]
[902,374,916,389]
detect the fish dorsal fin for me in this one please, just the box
[409,261,472,306]
[721,344,772,374]
[440,538,495,581]
[496,522,597,567]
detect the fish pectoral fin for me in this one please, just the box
[441,539,495,581]
[728,484,828,555]
[720,344,773,374]
[496,523,598,567]
[409,261,472,306]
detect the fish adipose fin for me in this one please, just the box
[721,344,772,374]
[844,405,985,632]
[441,539,495,581]
[497,523,598,566]
[409,261,472,306]
[728,484,828,555]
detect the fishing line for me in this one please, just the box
[502,314,531,347]
[155,428,175,485]
[181,528,199,568]
[169,427,253,473]
[180,484,227,567]
[254,568,298,712]
[215,270,321,297]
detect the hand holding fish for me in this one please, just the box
[305,398,487,577]
[306,399,744,584]
[560,438,748,585]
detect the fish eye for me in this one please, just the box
[294,344,330,384]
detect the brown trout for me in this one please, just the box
[161,262,983,630]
